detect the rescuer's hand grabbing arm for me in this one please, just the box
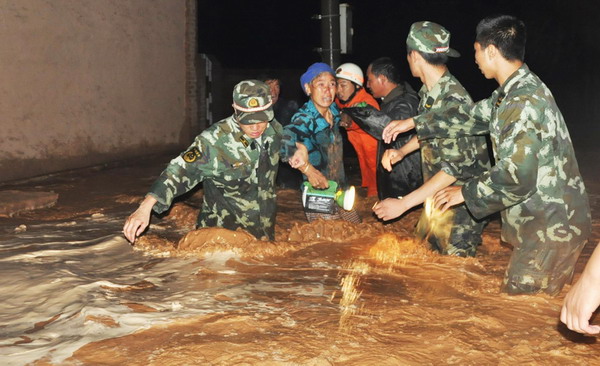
[433,185,464,212]
[381,135,420,172]
[382,118,416,144]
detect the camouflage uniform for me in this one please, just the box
[148,80,282,240]
[413,71,491,257]
[416,65,592,295]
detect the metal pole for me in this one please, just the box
[321,0,340,68]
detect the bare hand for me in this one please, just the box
[372,198,405,221]
[560,271,600,335]
[381,149,404,172]
[123,196,156,243]
[306,168,329,189]
[289,142,309,169]
[382,118,415,144]
[432,186,464,212]
[340,113,352,128]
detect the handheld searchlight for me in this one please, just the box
[302,180,356,214]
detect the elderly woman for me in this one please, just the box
[280,62,360,223]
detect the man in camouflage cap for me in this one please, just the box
[123,80,282,241]
[373,21,491,258]
[385,15,591,295]
[406,21,461,58]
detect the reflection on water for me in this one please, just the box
[0,173,598,365]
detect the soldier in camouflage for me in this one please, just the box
[373,21,490,257]
[123,80,282,241]
[384,15,591,295]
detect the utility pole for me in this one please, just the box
[319,0,340,68]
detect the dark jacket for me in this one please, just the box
[344,82,422,199]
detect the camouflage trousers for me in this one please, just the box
[415,204,486,257]
[501,238,588,296]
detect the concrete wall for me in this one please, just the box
[0,0,196,182]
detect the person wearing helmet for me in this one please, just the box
[123,80,282,241]
[334,63,380,198]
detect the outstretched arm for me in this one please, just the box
[561,243,600,335]
[289,142,329,189]
[342,105,392,139]
[373,171,457,221]
[381,135,420,172]
[382,118,416,144]
[123,195,158,243]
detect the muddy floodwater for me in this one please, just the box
[0,154,598,366]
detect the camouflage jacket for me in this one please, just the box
[148,115,283,240]
[343,83,422,199]
[414,71,490,183]
[415,64,591,246]
[280,99,346,188]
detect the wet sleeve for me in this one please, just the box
[148,137,213,214]
[280,113,314,162]
[461,96,541,219]
[343,105,391,140]
[415,99,493,140]
[346,97,380,132]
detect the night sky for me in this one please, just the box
[198,0,599,143]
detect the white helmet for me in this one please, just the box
[335,63,364,87]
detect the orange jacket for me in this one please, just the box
[336,88,380,132]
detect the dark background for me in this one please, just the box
[197,0,599,155]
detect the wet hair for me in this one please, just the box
[368,57,402,84]
[475,15,526,62]
[407,47,449,66]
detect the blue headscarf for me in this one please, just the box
[300,62,335,95]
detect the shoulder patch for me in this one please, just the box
[183,147,202,163]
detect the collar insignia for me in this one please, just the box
[496,93,505,107]
[424,97,435,110]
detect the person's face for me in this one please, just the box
[366,66,384,99]
[239,121,269,139]
[306,72,336,110]
[474,42,493,79]
[265,79,280,104]
[336,78,356,101]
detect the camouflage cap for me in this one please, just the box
[232,80,274,124]
[406,21,460,58]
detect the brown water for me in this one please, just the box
[1,154,598,365]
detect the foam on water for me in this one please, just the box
[0,216,284,365]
